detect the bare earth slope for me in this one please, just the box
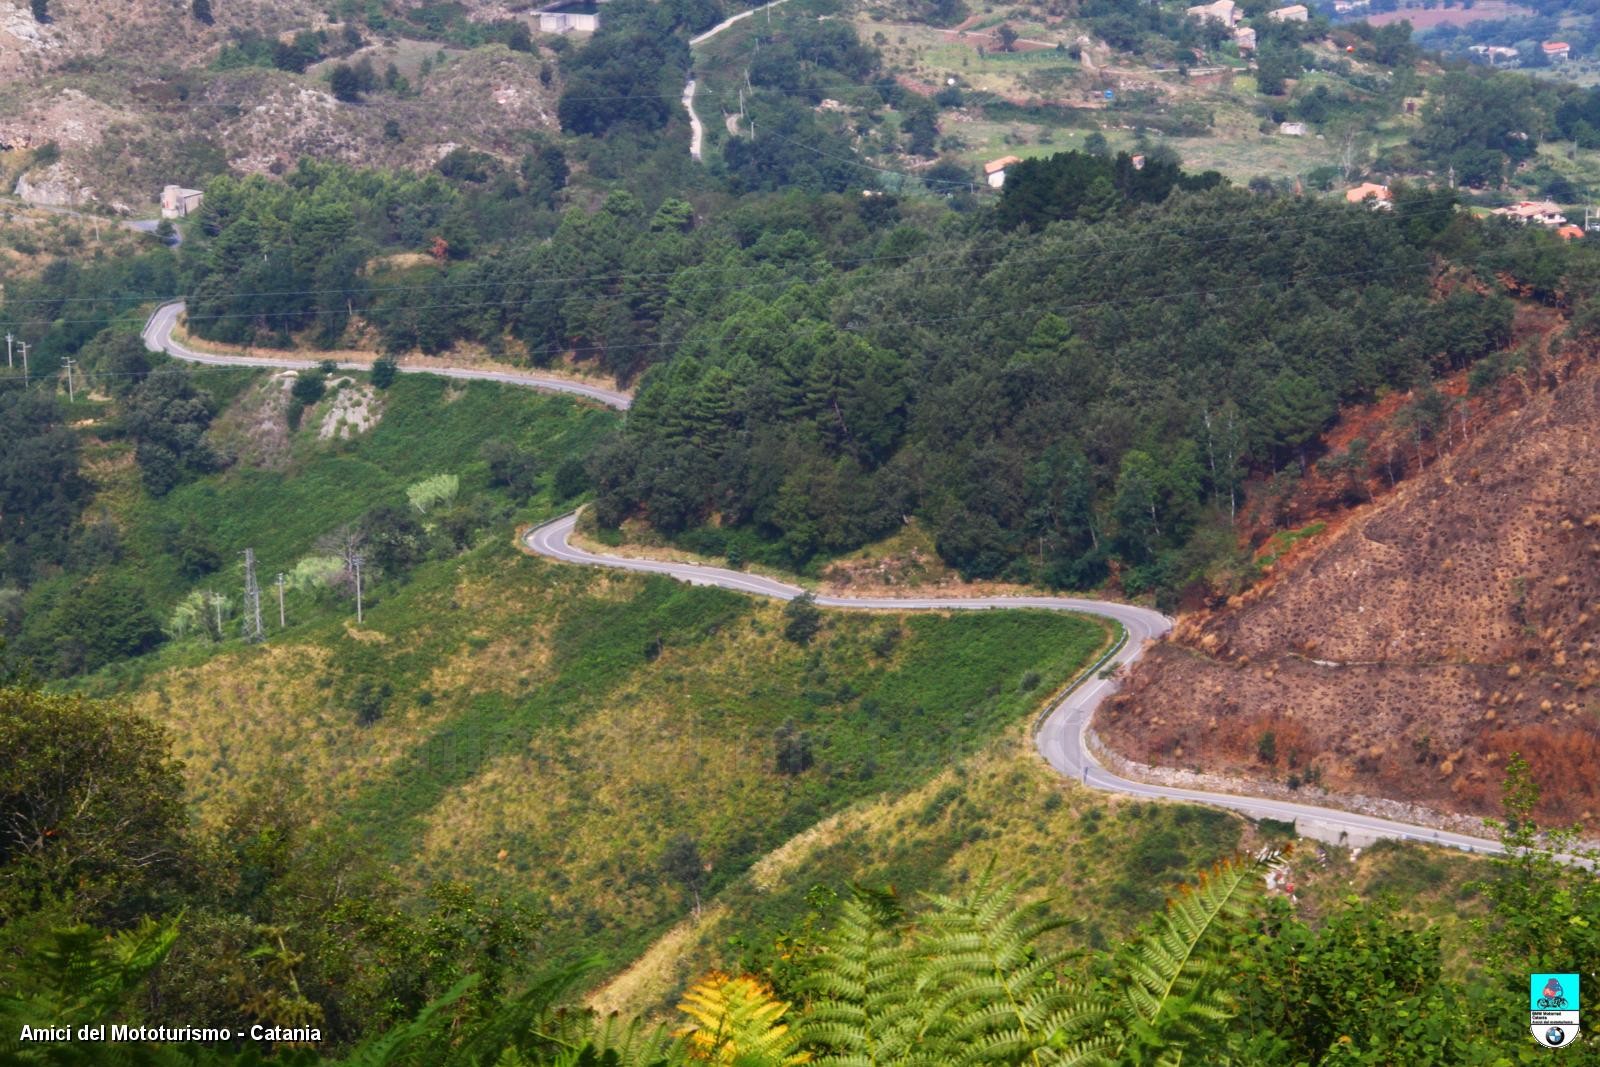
[1101,353,1600,825]
[0,0,558,208]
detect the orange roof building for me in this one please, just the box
[984,155,1023,189]
[1345,182,1392,205]
[1557,224,1585,240]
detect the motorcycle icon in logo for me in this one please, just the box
[1540,977,1571,1011]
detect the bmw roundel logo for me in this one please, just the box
[1546,1026,1567,1046]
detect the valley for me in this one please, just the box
[9,0,1600,1062]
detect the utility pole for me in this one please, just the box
[276,572,286,628]
[242,548,264,642]
[353,554,365,624]
[5,333,12,369]
[212,591,225,637]
[18,341,28,383]
[62,357,75,402]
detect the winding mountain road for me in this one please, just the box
[683,0,795,161]
[142,301,631,409]
[143,299,1505,857]
[684,79,705,162]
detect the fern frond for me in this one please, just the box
[911,873,1099,1066]
[677,973,809,1065]
[1111,850,1278,1061]
[799,889,929,1065]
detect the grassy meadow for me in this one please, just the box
[123,534,1111,974]
[58,366,617,691]
[57,359,1495,1009]
[59,358,1117,979]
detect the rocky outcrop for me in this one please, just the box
[14,162,95,208]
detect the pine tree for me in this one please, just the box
[191,0,214,25]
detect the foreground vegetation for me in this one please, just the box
[5,679,1596,1066]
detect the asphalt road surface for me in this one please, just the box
[141,301,632,410]
[683,79,705,162]
[141,298,1506,856]
[523,513,1507,855]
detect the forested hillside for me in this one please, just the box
[14,0,1600,1060]
[161,153,1577,604]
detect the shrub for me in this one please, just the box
[352,679,393,725]
[290,373,326,406]
[482,440,539,497]
[552,456,589,499]
[370,358,398,390]
[783,593,822,645]
[774,719,814,775]
[287,555,344,592]
[406,473,460,514]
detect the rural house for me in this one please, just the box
[1492,201,1568,227]
[1184,0,1239,26]
[1344,182,1391,208]
[160,185,203,218]
[537,0,604,33]
[984,155,1022,189]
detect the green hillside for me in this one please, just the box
[3,357,1118,994]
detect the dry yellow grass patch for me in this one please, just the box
[588,902,732,1017]
[131,642,459,820]
[416,614,814,924]
[584,748,1021,1018]
[582,726,1208,1018]
[425,624,556,698]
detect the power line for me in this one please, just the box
[0,241,1524,399]
[0,198,1470,339]
[0,195,1467,311]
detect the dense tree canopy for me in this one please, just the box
[0,391,87,583]
[597,184,1512,598]
[557,0,693,137]
[1414,70,1552,187]
[996,149,1223,229]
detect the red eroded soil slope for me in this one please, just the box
[1100,349,1600,825]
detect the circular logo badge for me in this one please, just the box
[1546,1026,1567,1046]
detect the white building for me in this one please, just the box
[1268,4,1310,21]
[160,185,203,219]
[1493,200,1568,227]
[1234,25,1257,51]
[1185,0,1239,26]
[537,0,602,33]
[1468,44,1521,66]
[984,155,1022,189]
